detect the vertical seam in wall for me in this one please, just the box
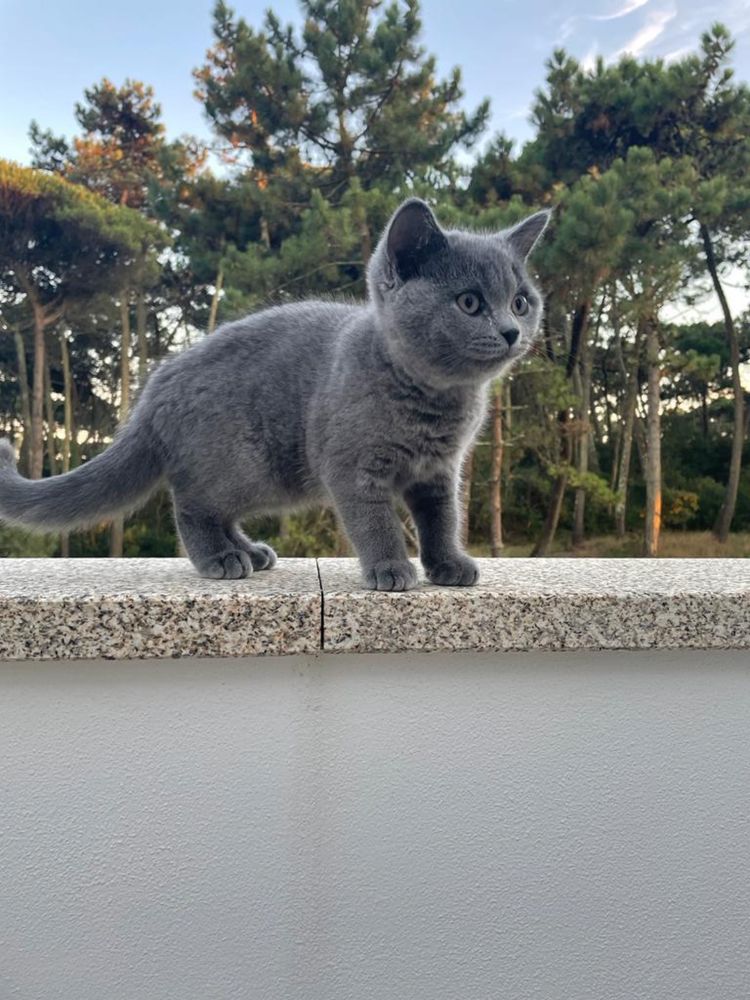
[315,558,325,650]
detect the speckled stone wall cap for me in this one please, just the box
[318,557,750,654]
[0,558,321,660]
[0,556,320,598]
[319,557,750,596]
[2,556,750,660]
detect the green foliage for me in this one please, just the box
[195,0,488,190]
[266,509,343,558]
[223,182,398,312]
[0,157,168,477]
[663,489,700,528]
[565,470,618,508]
[0,158,164,305]
[32,78,172,211]
[0,524,57,557]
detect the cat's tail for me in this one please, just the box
[0,421,163,533]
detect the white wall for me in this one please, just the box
[2,649,750,1000]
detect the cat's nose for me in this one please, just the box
[501,327,520,347]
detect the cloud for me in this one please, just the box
[592,0,650,22]
[496,102,532,123]
[508,104,531,121]
[680,1,750,38]
[611,7,677,60]
[555,15,578,45]
[663,45,694,64]
[581,44,600,72]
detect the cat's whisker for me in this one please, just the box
[524,343,558,365]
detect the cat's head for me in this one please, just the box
[367,198,549,386]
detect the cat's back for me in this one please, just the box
[149,298,358,397]
[142,298,361,497]
[221,299,358,362]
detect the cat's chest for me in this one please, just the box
[392,399,482,477]
[345,375,487,487]
[406,412,465,453]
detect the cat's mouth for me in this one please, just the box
[465,339,523,363]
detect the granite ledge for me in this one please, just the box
[319,557,750,653]
[0,558,321,660]
[1,556,750,660]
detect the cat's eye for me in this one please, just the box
[456,291,483,315]
[512,293,530,317]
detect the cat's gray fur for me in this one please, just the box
[0,199,548,590]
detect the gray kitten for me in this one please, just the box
[0,199,548,590]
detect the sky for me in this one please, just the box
[2,0,749,165]
[1,0,748,322]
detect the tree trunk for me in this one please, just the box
[136,286,148,383]
[612,320,643,538]
[572,337,592,547]
[460,448,473,548]
[643,320,662,557]
[60,332,74,557]
[13,330,32,476]
[44,363,57,477]
[110,292,131,557]
[602,354,613,445]
[60,334,73,475]
[70,374,82,469]
[701,223,744,542]
[633,406,648,481]
[532,300,591,556]
[503,381,512,480]
[614,366,638,538]
[531,434,571,557]
[15,271,62,479]
[260,216,271,250]
[119,293,131,418]
[588,390,601,472]
[208,261,225,335]
[609,411,622,495]
[489,383,504,556]
[109,519,124,560]
[30,302,46,480]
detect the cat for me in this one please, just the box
[0,198,548,590]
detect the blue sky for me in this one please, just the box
[2,0,749,165]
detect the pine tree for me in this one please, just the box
[30,79,184,551]
[529,167,631,555]
[196,0,489,196]
[685,28,750,540]
[32,79,168,208]
[0,161,160,480]
[611,150,697,555]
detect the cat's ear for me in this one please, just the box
[386,199,448,282]
[505,210,551,261]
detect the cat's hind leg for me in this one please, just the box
[228,525,278,571]
[175,503,252,580]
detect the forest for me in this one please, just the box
[1,0,749,561]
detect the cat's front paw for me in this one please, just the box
[425,554,479,587]
[197,549,253,580]
[363,559,419,592]
[230,530,278,570]
[245,541,277,570]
